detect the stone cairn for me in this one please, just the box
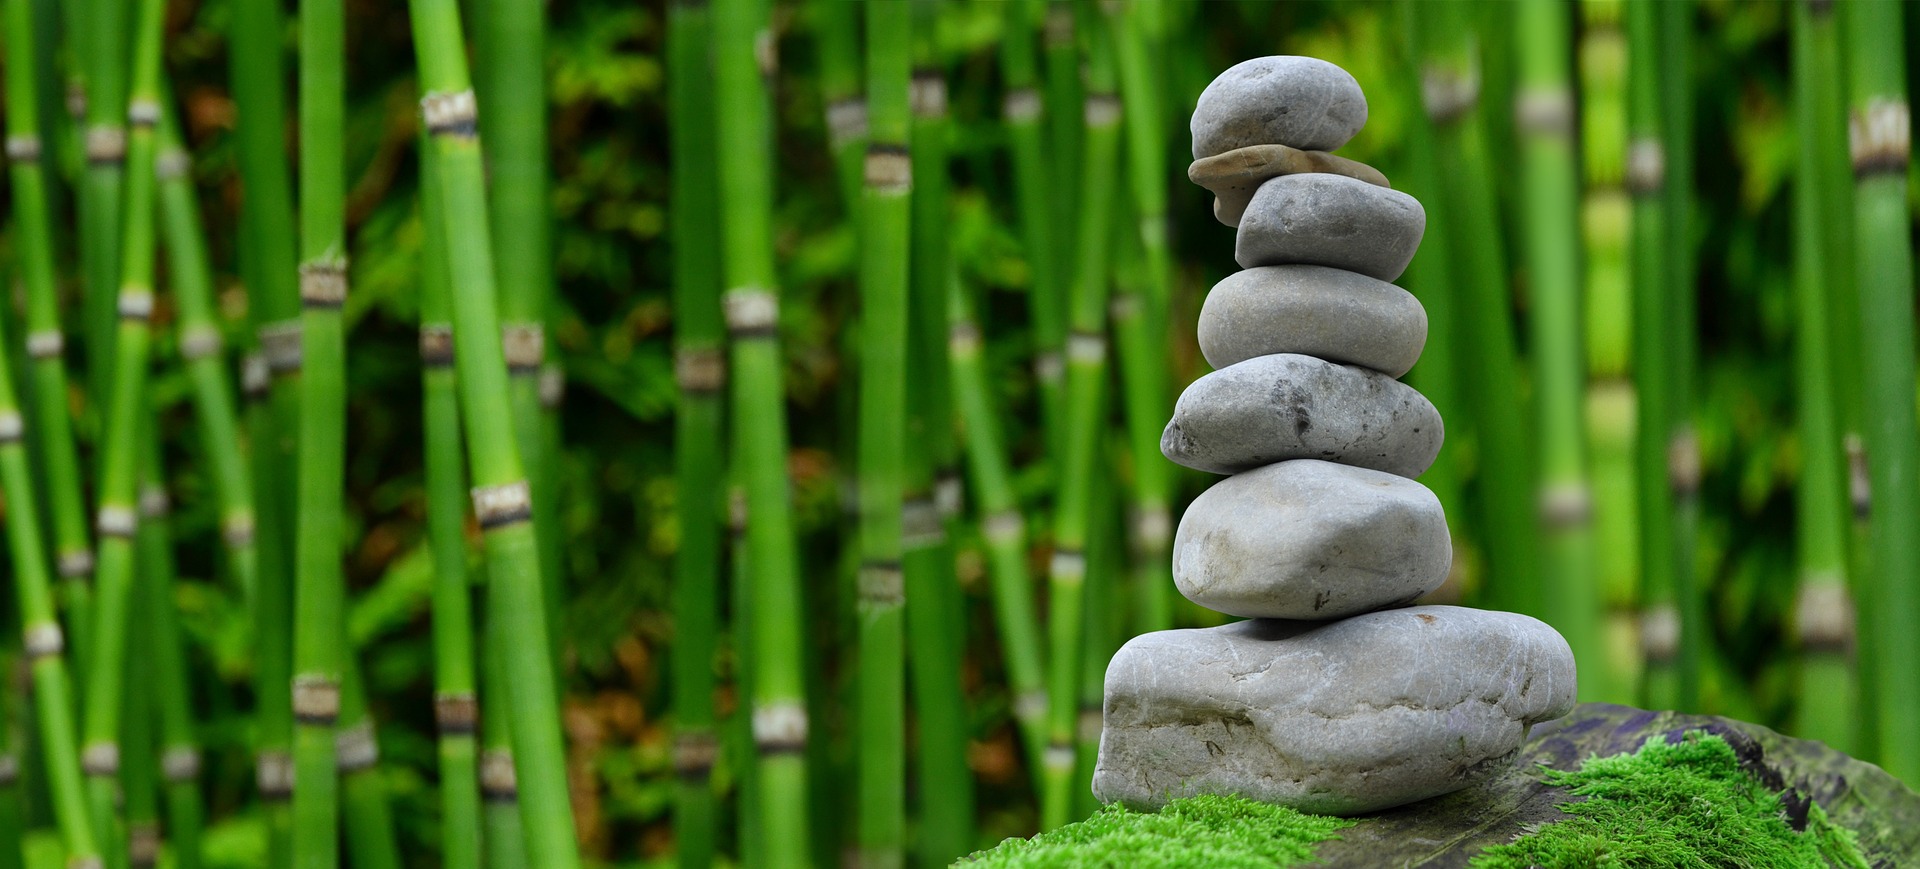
[1091,57,1578,817]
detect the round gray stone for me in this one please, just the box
[1161,353,1443,478]
[1191,56,1368,157]
[1235,174,1426,282]
[1188,143,1391,228]
[1199,265,1427,377]
[1174,460,1449,620]
[1091,606,1578,816]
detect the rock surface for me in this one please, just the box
[1198,265,1427,376]
[1174,460,1449,619]
[1188,144,1390,227]
[1235,173,1426,281]
[1191,56,1368,157]
[1092,606,1577,816]
[1162,353,1443,477]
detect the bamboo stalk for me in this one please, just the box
[77,0,131,414]
[1042,16,1122,830]
[123,548,160,869]
[1843,0,1920,784]
[408,0,581,860]
[137,470,204,869]
[710,0,814,860]
[480,617,530,869]
[1001,0,1065,465]
[338,665,403,869]
[817,0,865,211]
[1042,1,1082,259]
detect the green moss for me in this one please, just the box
[1472,731,1870,869]
[955,794,1353,868]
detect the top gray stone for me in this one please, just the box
[1191,56,1369,157]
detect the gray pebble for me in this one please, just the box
[1162,353,1443,477]
[1191,56,1368,157]
[1235,174,1426,282]
[1092,606,1578,815]
[1174,460,1449,620]
[1199,265,1427,377]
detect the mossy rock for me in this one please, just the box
[961,703,1920,868]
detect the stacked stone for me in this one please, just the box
[1092,57,1577,817]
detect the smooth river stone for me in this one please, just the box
[1189,144,1391,228]
[1235,173,1426,282]
[1173,460,1449,620]
[1092,606,1578,815]
[1198,265,1426,377]
[1191,56,1368,158]
[1161,353,1442,477]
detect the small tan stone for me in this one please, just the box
[1190,144,1391,228]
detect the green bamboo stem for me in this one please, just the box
[78,0,130,416]
[0,12,103,855]
[711,0,814,860]
[137,473,204,869]
[1516,0,1603,699]
[1786,0,1857,753]
[1105,0,1175,635]
[338,665,404,869]
[1042,1,1082,260]
[817,0,866,211]
[420,131,484,869]
[288,0,348,858]
[1843,0,1920,784]
[948,274,1048,793]
[480,612,530,869]
[1042,19,1121,831]
[7,0,97,677]
[76,0,165,852]
[1001,0,1065,465]
[229,0,301,851]
[123,563,159,869]
[0,731,20,869]
[904,22,974,860]
[409,0,581,861]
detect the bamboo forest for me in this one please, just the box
[0,0,1913,865]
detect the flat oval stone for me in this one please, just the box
[1092,606,1577,815]
[1161,353,1443,477]
[1191,56,1368,157]
[1198,265,1427,377]
[1174,460,1449,619]
[1235,174,1426,282]
[1189,144,1391,228]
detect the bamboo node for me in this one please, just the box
[1851,99,1910,176]
[161,746,203,782]
[982,509,1024,545]
[67,859,105,869]
[116,290,155,321]
[256,751,294,797]
[1078,705,1104,743]
[674,347,727,393]
[948,321,982,355]
[858,560,905,605]
[501,323,546,372]
[25,329,65,360]
[418,325,455,367]
[1043,743,1075,771]
[23,622,64,660]
[936,473,963,518]
[1067,331,1105,364]
[291,675,342,724]
[1050,549,1086,584]
[1034,351,1064,384]
[1044,5,1074,47]
[1539,483,1593,529]
[1084,93,1122,127]
[728,487,750,534]
[4,134,41,163]
[0,410,22,444]
[56,549,95,579]
[471,480,534,529]
[260,322,304,374]
[1847,434,1871,518]
[1796,581,1855,653]
[911,73,949,119]
[242,353,271,399]
[540,363,567,408]
[1110,292,1140,321]
[335,721,380,772]
[1421,66,1480,124]
[1809,0,1834,14]
[1015,689,1048,723]
[80,741,120,775]
[179,324,222,361]
[127,99,162,128]
[1132,505,1173,549]
[127,823,160,868]
[0,755,15,785]
[84,126,126,163]
[434,693,479,734]
[223,513,258,548]
[95,505,138,539]
[1640,604,1679,664]
[1515,86,1574,137]
[139,485,170,520]
[826,98,869,149]
[65,83,86,120]
[753,29,778,78]
[723,288,780,337]
[673,731,720,779]
[421,89,480,137]
[154,148,191,181]
[481,748,519,800]
[864,145,913,193]
[298,263,348,308]
[902,498,945,549]
[1003,88,1042,123]
[1626,139,1665,194]
[752,702,808,752]
[1666,429,1701,496]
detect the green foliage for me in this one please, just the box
[1472,732,1868,869]
[956,795,1352,869]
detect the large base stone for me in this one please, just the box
[1092,606,1576,816]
